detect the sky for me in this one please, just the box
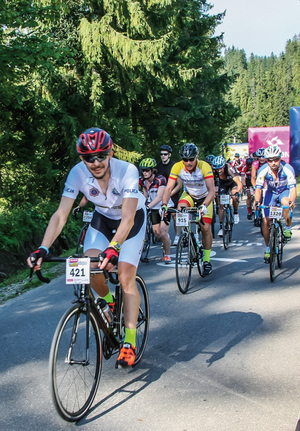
[210,0,300,58]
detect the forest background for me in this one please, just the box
[1,0,300,280]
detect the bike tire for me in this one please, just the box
[141,220,151,262]
[223,210,229,250]
[277,223,284,268]
[115,275,149,366]
[175,232,192,294]
[229,206,234,242]
[197,245,204,277]
[134,275,150,365]
[49,303,102,422]
[269,224,276,282]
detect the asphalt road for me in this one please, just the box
[1,200,300,431]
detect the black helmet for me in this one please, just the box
[76,127,113,155]
[160,145,172,153]
[179,143,199,159]
[246,157,254,167]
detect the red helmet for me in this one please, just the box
[76,128,113,155]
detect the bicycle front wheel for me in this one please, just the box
[277,223,284,268]
[175,232,192,294]
[223,210,230,250]
[269,224,276,282]
[49,304,102,422]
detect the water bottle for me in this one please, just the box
[97,298,113,326]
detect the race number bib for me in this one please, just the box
[66,257,90,284]
[83,211,93,222]
[220,195,230,205]
[269,206,283,219]
[176,213,189,226]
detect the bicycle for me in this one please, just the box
[259,204,292,282]
[219,193,234,250]
[30,226,149,422]
[169,208,204,294]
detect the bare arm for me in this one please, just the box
[251,165,257,187]
[148,186,165,209]
[203,177,215,206]
[171,177,183,196]
[27,196,75,268]
[233,175,243,193]
[162,178,177,206]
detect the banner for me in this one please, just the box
[290,107,300,175]
[248,126,290,163]
[225,143,249,161]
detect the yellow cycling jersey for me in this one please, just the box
[169,160,214,199]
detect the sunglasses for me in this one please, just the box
[182,158,195,162]
[268,158,280,162]
[142,168,151,173]
[81,153,109,163]
[160,153,169,156]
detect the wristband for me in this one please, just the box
[109,241,121,253]
[39,246,49,255]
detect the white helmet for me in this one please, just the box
[264,146,282,159]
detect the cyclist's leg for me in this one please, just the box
[280,190,293,240]
[231,185,239,223]
[262,190,275,262]
[160,214,171,262]
[200,202,213,276]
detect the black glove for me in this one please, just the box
[99,247,119,266]
[30,247,48,266]
[72,206,82,218]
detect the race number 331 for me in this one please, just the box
[66,257,90,284]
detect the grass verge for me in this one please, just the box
[0,248,76,304]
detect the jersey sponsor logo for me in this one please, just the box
[89,187,100,197]
[124,188,138,194]
[64,187,75,194]
[112,187,121,195]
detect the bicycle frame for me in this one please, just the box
[219,193,234,249]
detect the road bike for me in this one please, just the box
[29,213,149,422]
[170,208,204,294]
[141,209,153,263]
[219,193,234,250]
[30,257,149,422]
[260,204,292,282]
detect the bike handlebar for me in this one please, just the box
[29,256,119,285]
[167,207,205,225]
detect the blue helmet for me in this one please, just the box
[212,156,226,169]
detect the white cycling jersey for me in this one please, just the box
[63,158,145,219]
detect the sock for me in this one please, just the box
[220,223,223,229]
[124,328,136,347]
[247,207,251,214]
[103,291,114,304]
[266,246,270,253]
[285,226,291,230]
[203,249,211,263]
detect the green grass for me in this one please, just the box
[0,248,76,303]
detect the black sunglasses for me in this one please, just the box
[81,153,109,163]
[160,152,169,156]
[142,168,151,173]
[182,158,195,162]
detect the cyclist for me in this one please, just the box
[241,157,254,220]
[205,154,215,167]
[251,148,267,226]
[212,156,242,236]
[27,127,146,368]
[251,148,266,188]
[254,145,297,263]
[139,158,173,263]
[157,145,182,246]
[231,152,246,190]
[161,143,215,276]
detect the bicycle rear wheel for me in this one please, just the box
[141,220,151,262]
[223,210,230,250]
[175,232,192,294]
[134,275,150,365]
[269,224,276,282]
[197,245,204,277]
[49,304,102,422]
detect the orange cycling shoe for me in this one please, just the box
[115,343,136,368]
